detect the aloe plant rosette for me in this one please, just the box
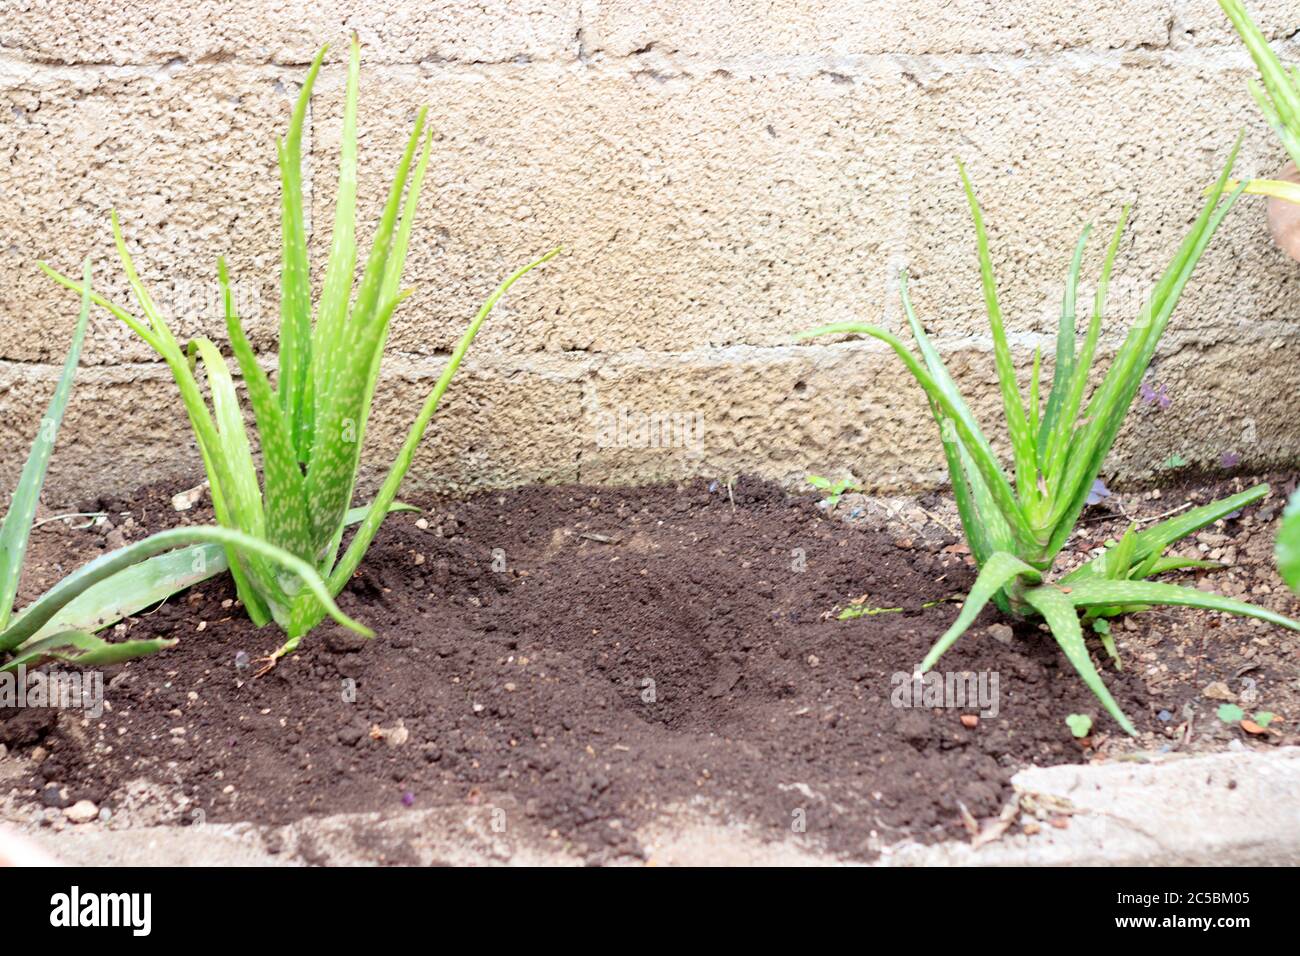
[1,266,367,673]
[42,38,558,668]
[803,141,1300,734]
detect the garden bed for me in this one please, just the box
[3,473,1297,864]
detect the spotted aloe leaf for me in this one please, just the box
[1023,585,1136,736]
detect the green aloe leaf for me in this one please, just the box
[2,631,177,673]
[39,258,159,350]
[1062,577,1300,632]
[24,543,221,644]
[308,35,362,452]
[931,403,992,565]
[897,271,1016,564]
[1093,618,1122,669]
[277,46,327,459]
[1038,225,1091,457]
[185,334,279,613]
[1023,585,1136,735]
[1,526,371,655]
[0,260,91,631]
[304,111,428,556]
[1108,525,1139,580]
[21,501,413,644]
[215,258,310,570]
[1136,556,1222,577]
[1048,147,1244,549]
[98,213,278,623]
[1041,209,1127,490]
[956,161,1037,501]
[1065,483,1268,582]
[1275,488,1300,592]
[918,551,1040,672]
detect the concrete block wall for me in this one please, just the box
[1,0,1299,503]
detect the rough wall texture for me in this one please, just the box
[2,0,1299,502]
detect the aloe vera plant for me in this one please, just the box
[0,266,367,673]
[802,142,1300,734]
[1219,0,1300,205]
[42,39,557,669]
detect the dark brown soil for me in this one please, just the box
[4,473,1298,863]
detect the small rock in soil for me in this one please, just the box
[1203,681,1237,702]
[987,623,1015,645]
[63,800,98,824]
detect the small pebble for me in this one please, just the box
[234,651,251,670]
[1202,681,1236,702]
[63,800,98,824]
[987,623,1014,646]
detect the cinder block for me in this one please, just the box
[896,58,1300,357]
[575,329,1300,491]
[0,1,579,66]
[358,352,585,493]
[306,62,911,356]
[0,351,586,503]
[0,63,299,364]
[575,343,1006,489]
[1177,0,1299,47]
[582,1,1172,59]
